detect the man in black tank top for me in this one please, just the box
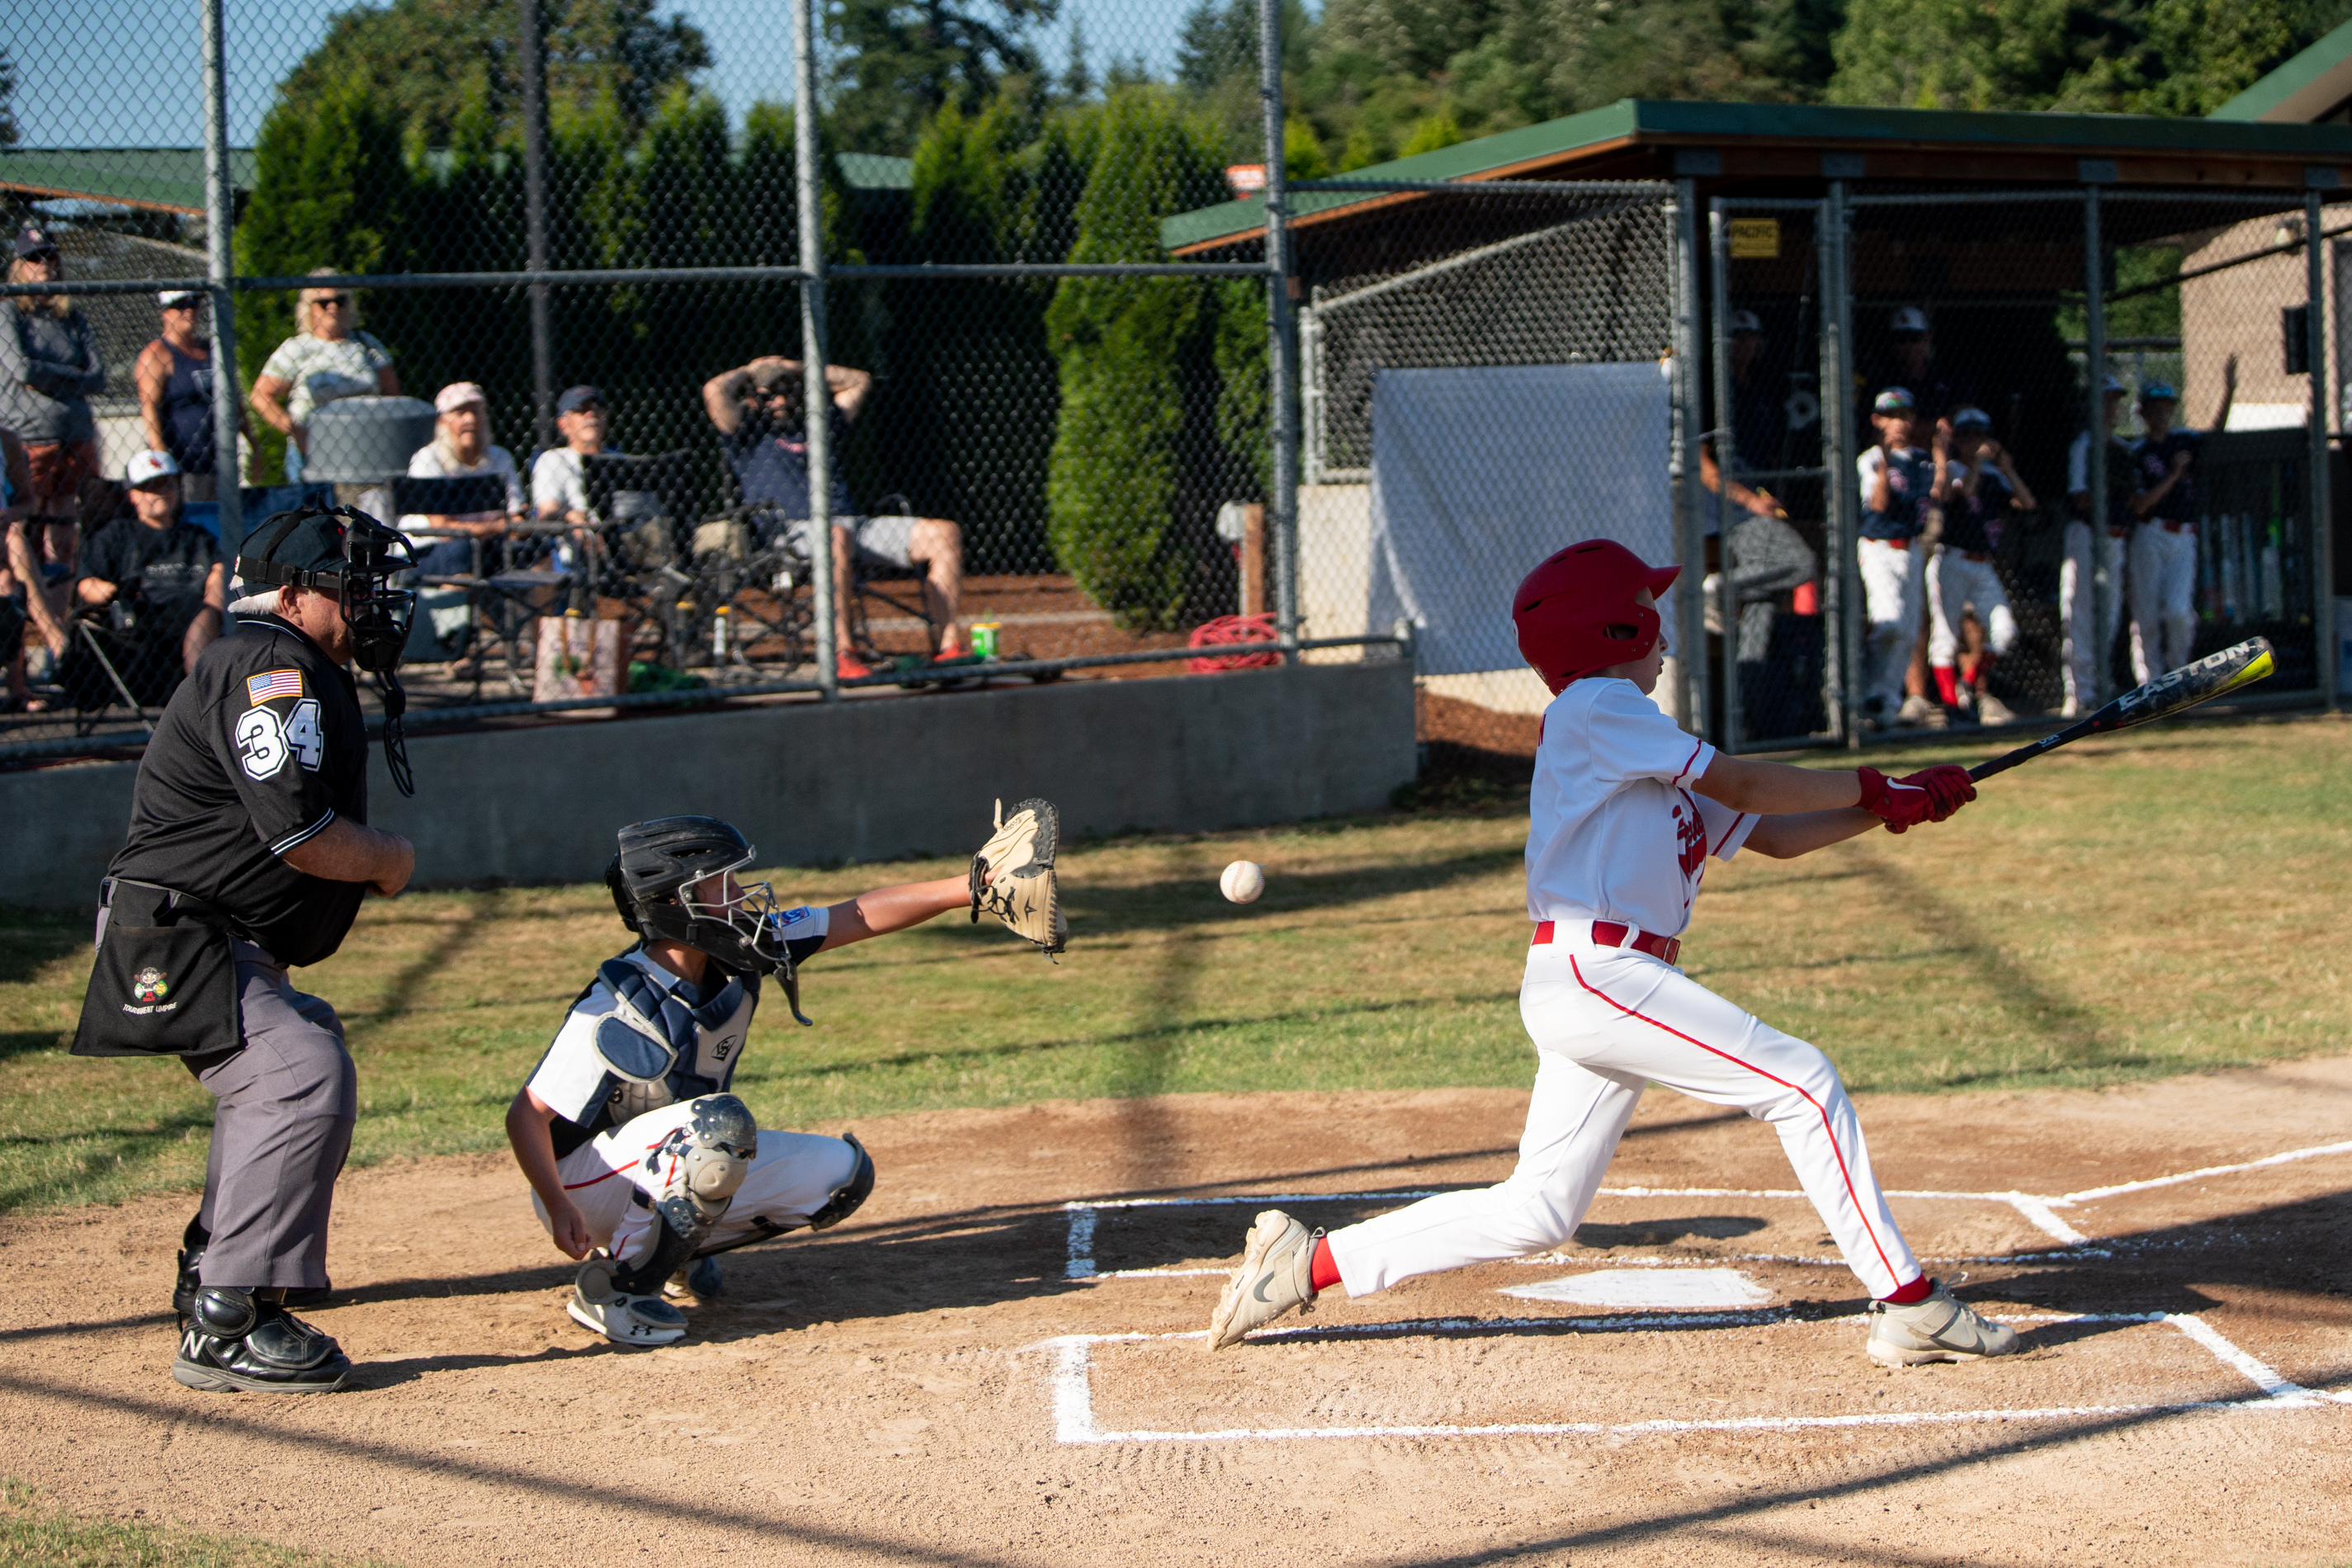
[136,290,241,503]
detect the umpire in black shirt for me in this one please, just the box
[73,503,420,1394]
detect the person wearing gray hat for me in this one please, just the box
[2,225,106,668]
[136,290,240,503]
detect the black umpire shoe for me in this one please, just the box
[173,1224,331,1325]
[172,1286,352,1394]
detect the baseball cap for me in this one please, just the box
[1889,306,1929,335]
[750,361,800,394]
[1951,406,1991,430]
[1728,309,1763,334]
[2101,373,2126,394]
[12,226,59,261]
[158,288,204,309]
[2139,380,2180,404]
[556,384,605,414]
[242,511,352,578]
[434,381,488,414]
[125,451,182,488]
[1873,386,1917,414]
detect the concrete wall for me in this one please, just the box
[0,659,1417,906]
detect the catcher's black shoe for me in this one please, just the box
[171,1287,352,1394]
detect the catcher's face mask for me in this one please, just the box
[674,864,801,975]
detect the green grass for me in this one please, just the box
[0,1479,395,1567]
[3,715,2347,1215]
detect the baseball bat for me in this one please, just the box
[1967,636,2276,782]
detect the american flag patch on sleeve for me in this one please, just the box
[246,668,305,705]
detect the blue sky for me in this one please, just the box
[12,0,1199,149]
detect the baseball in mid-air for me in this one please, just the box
[1220,860,1266,904]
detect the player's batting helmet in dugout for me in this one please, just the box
[1513,539,1682,693]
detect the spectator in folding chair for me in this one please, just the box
[59,451,225,711]
[701,356,966,676]
[403,382,527,576]
[531,385,623,578]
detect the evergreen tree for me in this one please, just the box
[1044,89,1238,626]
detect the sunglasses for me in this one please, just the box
[162,300,200,311]
[308,294,353,308]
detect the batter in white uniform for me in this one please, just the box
[1208,540,2022,1367]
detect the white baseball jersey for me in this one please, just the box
[1525,678,1756,938]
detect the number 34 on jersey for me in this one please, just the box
[237,697,326,780]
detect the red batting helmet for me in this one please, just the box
[1513,539,1682,694]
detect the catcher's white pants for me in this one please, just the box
[2061,522,2125,708]
[1926,549,2015,668]
[536,1101,862,1267]
[1858,537,1925,715]
[1326,937,1922,1301]
[2128,523,2198,684]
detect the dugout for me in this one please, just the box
[1167,101,2352,747]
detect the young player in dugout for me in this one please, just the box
[1209,540,2023,1368]
[508,806,1064,1346]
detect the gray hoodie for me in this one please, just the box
[0,300,105,444]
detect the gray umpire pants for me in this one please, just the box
[184,942,358,1290]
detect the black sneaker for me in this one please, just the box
[174,1222,331,1320]
[171,1287,352,1394]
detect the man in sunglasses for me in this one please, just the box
[74,507,418,1394]
[701,355,967,675]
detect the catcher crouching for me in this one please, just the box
[505,802,1064,1345]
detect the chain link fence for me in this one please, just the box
[1,0,1384,763]
[2,4,2339,771]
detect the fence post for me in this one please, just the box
[2084,183,2113,707]
[1706,201,1740,752]
[2310,187,2337,713]
[1260,0,1300,659]
[1669,179,1710,737]
[1821,187,1858,747]
[793,0,838,699]
[520,0,555,455]
[200,0,243,557]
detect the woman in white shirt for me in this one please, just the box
[404,382,525,575]
[248,269,399,482]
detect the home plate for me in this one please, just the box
[1499,1268,1773,1309]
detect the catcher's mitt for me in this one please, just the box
[971,797,1066,958]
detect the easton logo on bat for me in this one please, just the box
[2110,637,2275,729]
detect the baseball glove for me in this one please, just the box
[971,797,1067,958]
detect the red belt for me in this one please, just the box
[1961,550,1991,562]
[1880,536,1910,550]
[1533,919,1681,966]
[2161,520,2191,534]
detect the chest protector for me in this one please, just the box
[590,957,760,1123]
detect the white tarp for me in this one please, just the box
[1367,362,1676,677]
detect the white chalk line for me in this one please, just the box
[1074,1248,2112,1282]
[1060,1136,2352,1280]
[1043,1311,2339,1444]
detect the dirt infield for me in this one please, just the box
[7,1058,2350,1566]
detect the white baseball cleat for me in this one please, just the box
[569,1257,688,1346]
[1207,1209,1323,1351]
[1867,1278,2019,1366]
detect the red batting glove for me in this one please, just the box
[1855,766,1932,834]
[1896,764,1977,823]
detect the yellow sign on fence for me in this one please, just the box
[1728,218,1781,259]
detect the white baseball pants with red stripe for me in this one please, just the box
[1326,939,1921,1301]
[534,1102,862,1267]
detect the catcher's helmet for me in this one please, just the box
[606,816,798,979]
[1512,539,1682,695]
